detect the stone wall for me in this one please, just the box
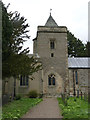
[16,70,42,96]
[69,69,88,95]
[33,26,68,96]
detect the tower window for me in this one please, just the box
[48,74,55,85]
[20,75,29,86]
[50,41,55,49]
[51,53,54,57]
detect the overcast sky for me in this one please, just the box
[2,0,89,53]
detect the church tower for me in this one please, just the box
[33,13,68,96]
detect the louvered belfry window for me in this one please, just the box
[50,41,55,49]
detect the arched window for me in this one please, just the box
[48,74,55,85]
[20,75,29,86]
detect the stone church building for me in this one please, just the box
[3,14,89,98]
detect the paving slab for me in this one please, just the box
[22,98,63,118]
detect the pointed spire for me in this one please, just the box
[45,10,58,27]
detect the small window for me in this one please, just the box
[48,74,55,85]
[20,75,29,86]
[50,41,55,49]
[51,53,54,57]
[75,71,78,84]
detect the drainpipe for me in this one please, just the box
[73,70,76,96]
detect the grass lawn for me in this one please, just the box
[2,98,42,119]
[58,97,89,119]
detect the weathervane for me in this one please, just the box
[50,9,52,15]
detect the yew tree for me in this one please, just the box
[67,31,87,57]
[2,2,41,78]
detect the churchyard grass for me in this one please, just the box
[2,98,42,119]
[58,97,89,119]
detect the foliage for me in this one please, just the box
[67,31,87,57]
[2,2,42,78]
[14,94,21,100]
[2,98,42,119]
[58,97,88,119]
[85,41,90,57]
[28,90,38,98]
[39,93,43,98]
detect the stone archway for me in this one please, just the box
[43,70,63,97]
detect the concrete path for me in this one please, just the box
[22,98,63,118]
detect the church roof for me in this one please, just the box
[45,14,58,27]
[68,57,90,68]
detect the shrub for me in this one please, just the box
[39,93,43,98]
[15,94,21,100]
[28,90,38,98]
[8,95,13,102]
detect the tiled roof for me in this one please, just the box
[68,57,90,68]
[45,14,58,27]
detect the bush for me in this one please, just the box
[15,94,21,100]
[39,93,43,98]
[28,90,38,98]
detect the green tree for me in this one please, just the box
[67,30,87,57]
[85,41,90,57]
[2,2,42,79]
